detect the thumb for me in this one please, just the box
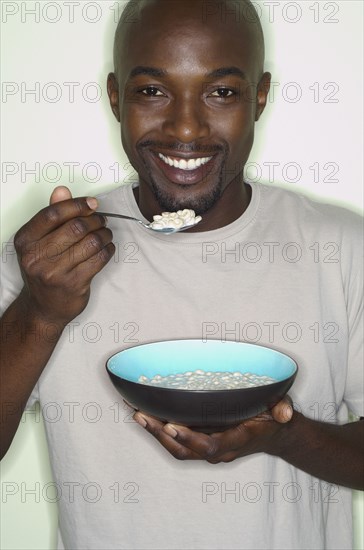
[271,396,293,424]
[49,185,73,205]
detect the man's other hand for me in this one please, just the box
[133,398,293,463]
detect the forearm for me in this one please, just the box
[0,291,64,459]
[269,411,364,490]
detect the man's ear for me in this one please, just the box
[255,72,271,121]
[107,72,121,122]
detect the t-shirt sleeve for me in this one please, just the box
[1,238,40,408]
[0,238,24,314]
[342,218,364,417]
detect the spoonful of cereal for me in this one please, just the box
[96,209,202,234]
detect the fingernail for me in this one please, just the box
[284,406,293,422]
[86,197,98,210]
[134,413,147,428]
[164,424,178,438]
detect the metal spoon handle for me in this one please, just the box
[96,211,192,234]
[96,211,139,222]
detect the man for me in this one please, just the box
[1,0,363,548]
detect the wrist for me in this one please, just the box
[263,409,303,458]
[17,289,68,337]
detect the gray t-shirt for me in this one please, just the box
[1,182,363,549]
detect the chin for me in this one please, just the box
[151,180,223,215]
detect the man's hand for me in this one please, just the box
[133,401,364,489]
[14,185,115,327]
[133,398,293,463]
[1,185,115,458]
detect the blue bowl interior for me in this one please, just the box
[107,340,297,385]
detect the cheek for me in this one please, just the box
[120,106,142,158]
[216,106,255,158]
[121,104,159,156]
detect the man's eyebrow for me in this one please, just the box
[206,67,247,80]
[129,66,167,79]
[127,65,247,81]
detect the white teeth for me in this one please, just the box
[158,153,212,171]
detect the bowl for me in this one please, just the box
[106,339,298,431]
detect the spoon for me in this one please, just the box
[96,211,200,234]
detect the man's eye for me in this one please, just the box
[210,88,235,98]
[140,86,164,96]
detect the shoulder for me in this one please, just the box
[258,183,362,239]
[256,184,363,282]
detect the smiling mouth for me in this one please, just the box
[146,148,219,187]
[158,153,213,171]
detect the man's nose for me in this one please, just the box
[162,97,210,143]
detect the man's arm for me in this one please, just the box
[0,295,64,458]
[270,412,364,489]
[133,405,364,490]
[0,186,114,459]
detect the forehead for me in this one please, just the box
[116,0,261,80]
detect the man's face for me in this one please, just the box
[109,0,269,215]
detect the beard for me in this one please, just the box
[149,171,224,214]
[137,139,228,214]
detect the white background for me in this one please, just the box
[1,1,363,548]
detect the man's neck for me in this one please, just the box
[132,178,252,232]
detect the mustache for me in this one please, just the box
[137,139,226,155]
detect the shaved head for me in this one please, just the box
[107,0,271,226]
[113,0,265,81]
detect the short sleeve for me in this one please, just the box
[0,238,24,315]
[342,218,364,417]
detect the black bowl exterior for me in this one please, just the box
[107,369,297,428]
